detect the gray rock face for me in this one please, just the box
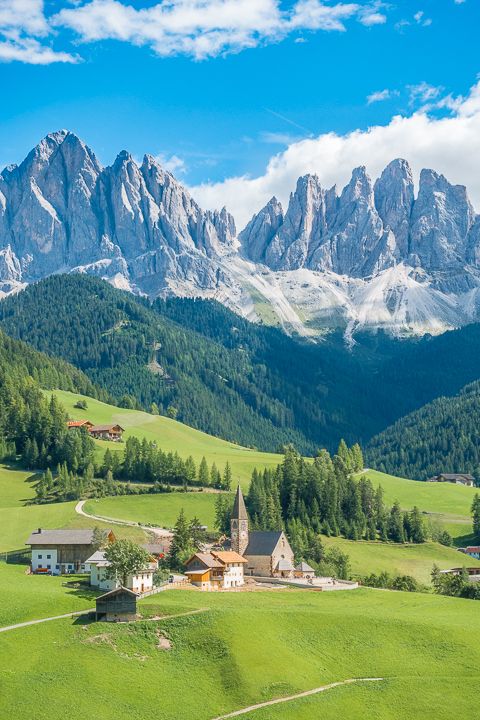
[374,159,414,256]
[409,169,476,271]
[240,162,480,287]
[2,130,480,336]
[0,131,235,294]
[239,197,283,263]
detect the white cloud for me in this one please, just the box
[53,0,386,60]
[367,88,398,104]
[154,153,186,174]
[0,0,78,63]
[190,80,480,229]
[408,81,442,106]
[0,35,79,64]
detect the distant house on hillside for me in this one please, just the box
[85,550,157,592]
[230,486,297,578]
[88,424,124,442]
[67,420,94,430]
[27,527,116,574]
[460,546,480,560]
[439,567,480,582]
[95,587,138,622]
[427,473,475,487]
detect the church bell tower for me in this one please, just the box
[231,485,249,556]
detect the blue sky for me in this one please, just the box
[1,1,480,225]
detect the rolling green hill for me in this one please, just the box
[1,588,479,719]
[53,389,283,485]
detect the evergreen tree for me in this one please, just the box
[198,457,210,487]
[472,494,480,540]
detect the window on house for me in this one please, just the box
[47,565,51,570]
[46,554,51,559]
[38,554,42,559]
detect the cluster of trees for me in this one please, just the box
[33,435,236,503]
[245,445,427,548]
[362,572,421,593]
[103,437,233,490]
[165,509,206,570]
[431,565,480,601]
[0,329,101,474]
[472,494,480,539]
[367,381,480,482]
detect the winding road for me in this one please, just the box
[75,500,173,539]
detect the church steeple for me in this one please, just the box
[231,485,249,556]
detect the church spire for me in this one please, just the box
[231,485,249,556]
[232,484,248,521]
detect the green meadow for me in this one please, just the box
[53,390,283,485]
[85,491,221,531]
[1,588,479,719]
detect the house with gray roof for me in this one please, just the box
[26,527,116,574]
[230,486,296,578]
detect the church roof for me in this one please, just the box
[232,485,248,521]
[245,531,283,556]
[276,558,295,572]
[296,561,315,572]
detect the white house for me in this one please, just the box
[27,528,115,574]
[85,550,157,593]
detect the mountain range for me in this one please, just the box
[2,130,480,338]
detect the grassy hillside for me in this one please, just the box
[54,389,283,485]
[0,463,146,552]
[322,536,477,584]
[84,492,220,531]
[1,588,479,719]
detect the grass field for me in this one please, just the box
[84,491,221,531]
[1,587,479,719]
[53,390,283,486]
[0,463,147,552]
[322,536,479,584]
[0,564,97,628]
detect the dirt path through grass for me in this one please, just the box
[0,609,93,634]
[210,678,384,719]
[75,500,172,538]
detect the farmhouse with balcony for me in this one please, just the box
[88,424,124,441]
[27,528,116,574]
[185,550,247,590]
[230,486,297,579]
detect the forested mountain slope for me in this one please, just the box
[3,274,480,457]
[0,274,367,452]
[366,380,480,481]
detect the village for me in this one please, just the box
[25,486,360,622]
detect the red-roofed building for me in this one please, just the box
[67,420,94,430]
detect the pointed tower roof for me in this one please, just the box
[232,485,248,521]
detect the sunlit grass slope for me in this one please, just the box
[1,588,479,720]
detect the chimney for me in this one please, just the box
[37,528,42,534]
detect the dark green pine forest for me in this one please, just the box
[2,273,480,476]
[366,380,480,481]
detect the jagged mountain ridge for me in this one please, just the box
[2,129,480,337]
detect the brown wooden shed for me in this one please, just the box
[95,587,138,622]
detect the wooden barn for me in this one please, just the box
[89,424,124,442]
[95,587,138,621]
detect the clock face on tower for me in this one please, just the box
[231,530,238,539]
